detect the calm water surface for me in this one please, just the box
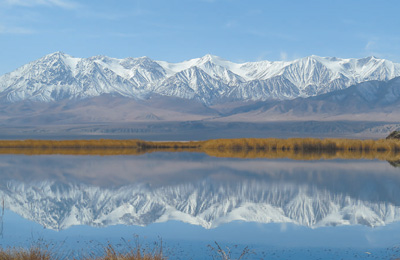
[0,152,399,259]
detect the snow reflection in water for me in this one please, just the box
[0,153,399,259]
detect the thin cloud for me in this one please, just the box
[0,24,34,34]
[2,0,79,9]
[363,38,383,58]
[365,40,376,51]
[280,51,288,61]
[341,19,357,25]
[224,20,237,29]
[256,51,271,61]
[111,32,140,38]
[246,29,266,37]
[77,8,151,21]
[279,51,301,62]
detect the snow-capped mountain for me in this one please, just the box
[1,52,399,105]
[2,178,400,231]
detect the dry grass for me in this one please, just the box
[0,247,52,260]
[92,244,164,260]
[0,138,399,161]
[201,138,400,152]
[0,140,204,149]
[202,138,400,161]
[0,244,165,260]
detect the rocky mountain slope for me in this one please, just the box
[223,77,400,121]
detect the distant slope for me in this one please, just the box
[0,94,219,125]
[221,77,400,121]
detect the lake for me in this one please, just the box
[0,152,399,259]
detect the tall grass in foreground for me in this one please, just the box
[0,242,253,260]
[0,138,399,161]
[0,247,52,260]
[0,244,165,260]
[208,242,253,260]
[90,244,164,260]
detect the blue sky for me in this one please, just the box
[1,0,400,75]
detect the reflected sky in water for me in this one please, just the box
[0,153,400,259]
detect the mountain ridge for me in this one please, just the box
[222,77,400,122]
[1,52,399,105]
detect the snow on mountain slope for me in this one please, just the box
[1,52,399,104]
[243,55,400,97]
[157,54,246,85]
[228,76,300,101]
[0,52,166,102]
[215,76,400,122]
[2,178,400,231]
[154,66,230,104]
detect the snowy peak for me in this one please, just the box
[38,52,80,73]
[156,54,246,84]
[198,54,223,64]
[1,53,399,104]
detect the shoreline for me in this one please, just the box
[0,138,398,161]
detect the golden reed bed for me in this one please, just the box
[0,138,399,161]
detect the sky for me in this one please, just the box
[1,0,400,75]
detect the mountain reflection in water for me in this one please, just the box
[0,153,399,231]
[1,153,400,259]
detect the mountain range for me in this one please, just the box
[1,53,400,138]
[1,52,399,105]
